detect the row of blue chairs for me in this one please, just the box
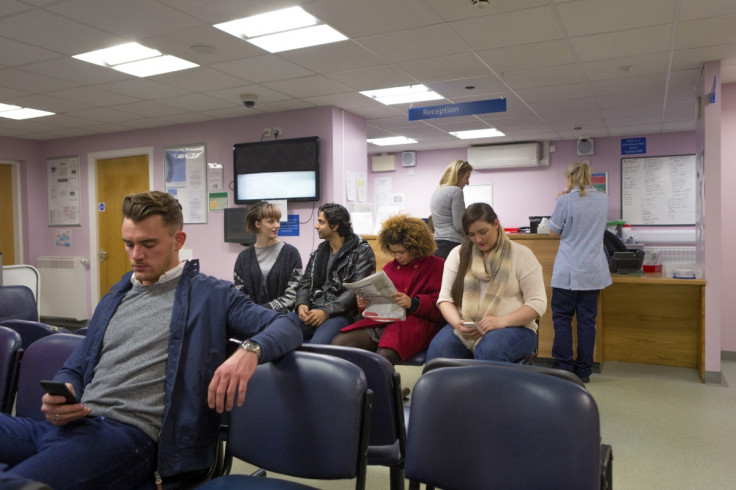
[0,323,611,489]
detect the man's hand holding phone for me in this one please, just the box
[40,380,91,425]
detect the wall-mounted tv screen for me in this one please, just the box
[234,136,320,204]
[223,207,257,245]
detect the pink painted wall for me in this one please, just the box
[367,132,696,238]
[720,82,736,352]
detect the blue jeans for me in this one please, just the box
[293,313,351,344]
[0,414,155,490]
[426,324,537,363]
[433,240,462,260]
[551,288,600,378]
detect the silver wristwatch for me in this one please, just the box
[240,339,262,360]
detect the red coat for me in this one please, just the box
[341,255,445,360]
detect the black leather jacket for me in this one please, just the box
[295,233,376,321]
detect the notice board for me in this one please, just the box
[621,154,696,225]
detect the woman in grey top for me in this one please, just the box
[430,159,473,259]
[233,201,302,312]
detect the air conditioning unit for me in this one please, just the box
[467,142,545,169]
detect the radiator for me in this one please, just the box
[36,256,89,321]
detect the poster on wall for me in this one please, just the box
[164,144,207,224]
[47,155,81,226]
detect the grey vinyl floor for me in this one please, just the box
[229,360,736,489]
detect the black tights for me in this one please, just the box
[331,329,401,365]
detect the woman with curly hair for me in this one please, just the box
[332,215,445,364]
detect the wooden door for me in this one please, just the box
[96,155,149,296]
[0,164,15,265]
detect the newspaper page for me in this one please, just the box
[344,271,406,322]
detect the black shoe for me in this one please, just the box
[401,387,411,401]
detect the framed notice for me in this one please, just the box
[621,154,696,226]
[47,155,81,226]
[164,144,207,224]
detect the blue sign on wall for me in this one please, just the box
[408,98,506,121]
[621,137,646,155]
[278,214,300,237]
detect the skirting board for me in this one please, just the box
[721,350,736,362]
[704,370,723,385]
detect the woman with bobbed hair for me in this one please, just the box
[426,203,547,363]
[233,201,302,313]
[332,214,445,365]
[430,159,473,259]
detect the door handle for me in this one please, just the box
[99,249,109,262]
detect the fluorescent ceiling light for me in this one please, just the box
[0,103,22,112]
[0,108,55,120]
[112,55,199,77]
[214,7,317,38]
[214,7,347,53]
[73,42,198,77]
[360,85,443,105]
[450,128,506,139]
[367,136,418,146]
[73,42,161,66]
[246,24,347,53]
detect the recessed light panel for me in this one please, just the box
[367,136,418,146]
[360,85,443,105]
[449,128,505,139]
[73,42,198,76]
[0,108,55,120]
[214,7,346,53]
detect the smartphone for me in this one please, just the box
[40,380,78,404]
[463,321,483,332]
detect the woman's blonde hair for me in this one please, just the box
[439,160,473,186]
[566,162,592,197]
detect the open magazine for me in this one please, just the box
[343,270,406,322]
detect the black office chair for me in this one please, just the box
[300,344,407,490]
[0,319,71,350]
[198,351,373,490]
[406,362,611,490]
[0,326,23,413]
[14,333,83,420]
[0,285,38,322]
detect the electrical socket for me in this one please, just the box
[263,128,271,137]
[273,127,282,138]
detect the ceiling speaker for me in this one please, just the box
[576,138,594,156]
[402,151,417,167]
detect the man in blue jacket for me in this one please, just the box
[0,191,303,489]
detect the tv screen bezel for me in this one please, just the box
[223,207,257,245]
[233,136,320,205]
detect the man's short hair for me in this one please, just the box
[318,203,352,237]
[122,191,183,234]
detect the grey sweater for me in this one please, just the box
[430,185,466,243]
[81,278,177,441]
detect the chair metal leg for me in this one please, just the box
[389,465,405,490]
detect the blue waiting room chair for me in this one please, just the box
[300,344,407,490]
[406,360,612,490]
[0,326,23,413]
[198,350,373,490]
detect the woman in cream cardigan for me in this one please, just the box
[425,203,547,362]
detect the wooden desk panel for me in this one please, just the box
[601,282,701,368]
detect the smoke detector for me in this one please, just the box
[472,0,492,8]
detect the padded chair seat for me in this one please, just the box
[198,475,319,489]
[400,349,427,366]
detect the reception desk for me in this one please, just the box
[363,234,706,379]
